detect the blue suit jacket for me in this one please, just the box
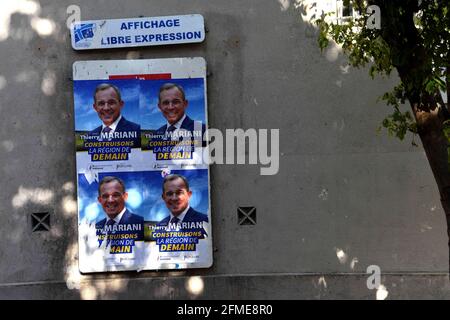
[90,117,141,147]
[96,209,144,240]
[157,207,208,227]
[155,115,206,146]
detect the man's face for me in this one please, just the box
[158,87,188,125]
[162,178,192,216]
[98,181,128,219]
[93,87,124,126]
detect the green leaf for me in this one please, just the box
[443,120,450,142]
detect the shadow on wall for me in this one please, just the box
[0,0,434,299]
[0,0,248,299]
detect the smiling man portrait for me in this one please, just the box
[154,83,205,142]
[90,83,140,146]
[157,174,208,227]
[95,176,144,238]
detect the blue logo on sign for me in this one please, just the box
[74,23,96,45]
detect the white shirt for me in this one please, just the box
[102,207,126,249]
[102,114,122,133]
[165,114,187,141]
[169,205,190,224]
[106,207,126,226]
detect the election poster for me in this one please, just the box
[73,58,212,273]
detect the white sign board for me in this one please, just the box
[71,14,205,50]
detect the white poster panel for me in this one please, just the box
[73,58,212,273]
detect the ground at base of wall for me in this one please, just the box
[0,273,449,299]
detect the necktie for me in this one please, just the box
[170,216,180,224]
[101,126,112,141]
[103,126,112,134]
[106,219,116,232]
[105,219,115,247]
[167,125,177,133]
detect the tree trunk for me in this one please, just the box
[411,102,450,273]
[380,0,450,270]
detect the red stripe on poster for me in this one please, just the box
[108,73,172,80]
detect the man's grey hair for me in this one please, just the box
[93,83,122,103]
[158,83,186,102]
[98,176,126,195]
[162,174,190,194]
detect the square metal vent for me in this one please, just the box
[237,207,256,225]
[31,212,50,232]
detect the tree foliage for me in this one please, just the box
[315,0,450,270]
[316,0,450,143]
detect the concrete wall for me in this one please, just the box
[0,0,447,299]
